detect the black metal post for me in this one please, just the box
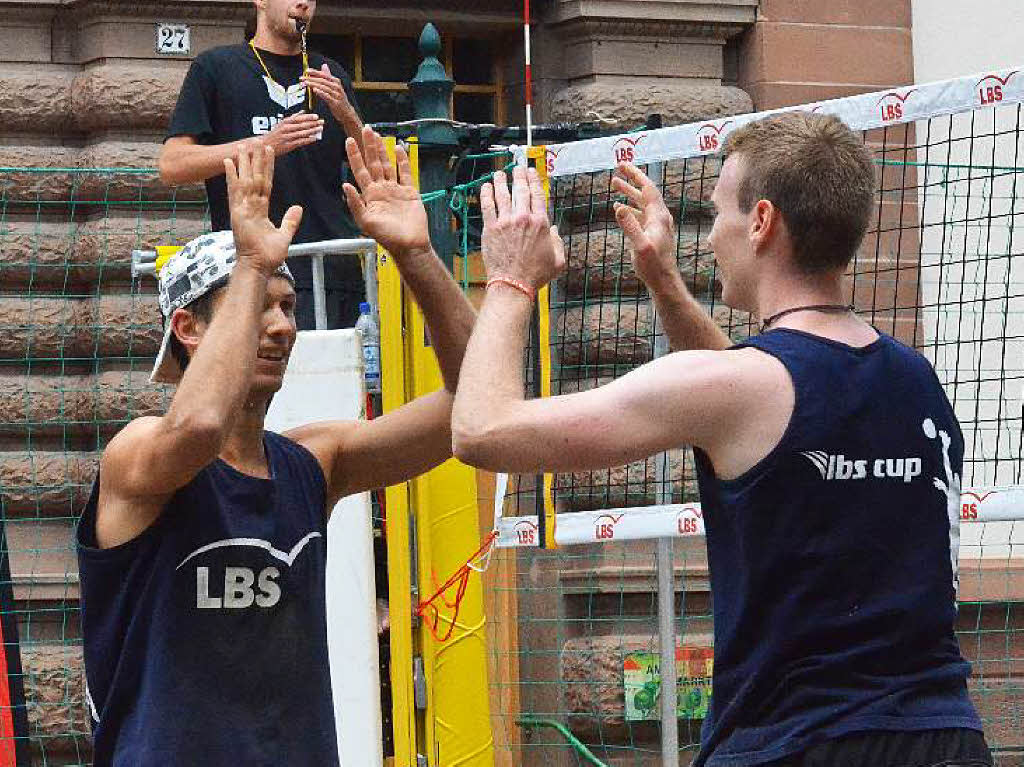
[408,23,458,273]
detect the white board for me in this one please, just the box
[265,329,383,767]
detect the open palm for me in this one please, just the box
[225,145,302,274]
[611,162,677,288]
[343,127,430,257]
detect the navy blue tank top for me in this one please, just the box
[77,431,338,766]
[693,329,981,767]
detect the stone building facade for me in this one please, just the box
[1,1,1019,765]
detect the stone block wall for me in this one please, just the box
[0,1,759,761]
[0,2,246,762]
[6,1,1016,765]
[735,0,924,345]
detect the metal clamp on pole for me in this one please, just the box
[132,237,379,331]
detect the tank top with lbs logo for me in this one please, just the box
[693,329,982,767]
[78,430,338,766]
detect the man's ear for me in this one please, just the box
[170,308,206,358]
[750,198,781,253]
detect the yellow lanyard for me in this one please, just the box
[249,39,313,111]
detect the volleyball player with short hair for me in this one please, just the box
[78,128,473,765]
[452,112,992,767]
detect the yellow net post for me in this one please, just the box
[381,136,494,767]
[379,136,418,766]
[527,145,557,550]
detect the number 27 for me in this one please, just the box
[159,27,186,51]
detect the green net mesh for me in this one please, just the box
[0,167,205,764]
[0,89,1022,767]
[488,105,1023,765]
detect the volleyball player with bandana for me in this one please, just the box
[79,131,473,764]
[161,0,365,330]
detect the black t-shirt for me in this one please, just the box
[167,45,365,326]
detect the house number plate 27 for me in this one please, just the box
[156,23,190,55]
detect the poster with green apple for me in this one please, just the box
[623,647,713,721]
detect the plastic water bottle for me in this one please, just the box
[355,302,382,394]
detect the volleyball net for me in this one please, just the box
[0,66,1021,767]
[486,68,1023,766]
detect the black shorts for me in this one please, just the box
[765,728,992,767]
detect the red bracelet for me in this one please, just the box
[486,276,535,302]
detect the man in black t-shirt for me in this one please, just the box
[161,0,366,329]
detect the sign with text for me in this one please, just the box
[623,647,713,721]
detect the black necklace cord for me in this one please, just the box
[760,303,854,333]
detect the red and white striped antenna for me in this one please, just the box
[524,0,533,146]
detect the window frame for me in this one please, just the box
[345,33,505,125]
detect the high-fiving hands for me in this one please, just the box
[612,162,679,292]
[342,126,431,259]
[224,144,303,276]
[479,165,566,294]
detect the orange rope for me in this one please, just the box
[416,531,498,642]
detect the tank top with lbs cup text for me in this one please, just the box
[692,329,982,767]
[77,431,338,766]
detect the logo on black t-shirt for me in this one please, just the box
[263,76,307,110]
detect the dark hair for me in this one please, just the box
[722,112,876,273]
[244,12,257,41]
[167,289,220,374]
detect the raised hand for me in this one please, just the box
[224,144,303,275]
[342,126,430,258]
[479,165,565,292]
[612,162,678,291]
[259,112,324,157]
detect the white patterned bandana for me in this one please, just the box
[150,230,294,384]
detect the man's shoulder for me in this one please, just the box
[191,44,250,70]
[660,347,782,384]
[104,415,163,457]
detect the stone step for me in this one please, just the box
[0,295,161,360]
[0,63,180,134]
[549,81,752,129]
[555,302,752,370]
[0,371,165,436]
[0,141,203,203]
[552,159,719,229]
[0,451,96,519]
[7,519,80,604]
[0,212,207,289]
[555,301,655,369]
[561,226,714,300]
[21,642,89,765]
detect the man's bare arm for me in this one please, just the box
[452,282,771,473]
[612,162,732,352]
[98,146,303,546]
[302,65,364,153]
[288,391,455,503]
[452,163,777,475]
[101,263,270,496]
[159,113,325,186]
[342,127,475,392]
